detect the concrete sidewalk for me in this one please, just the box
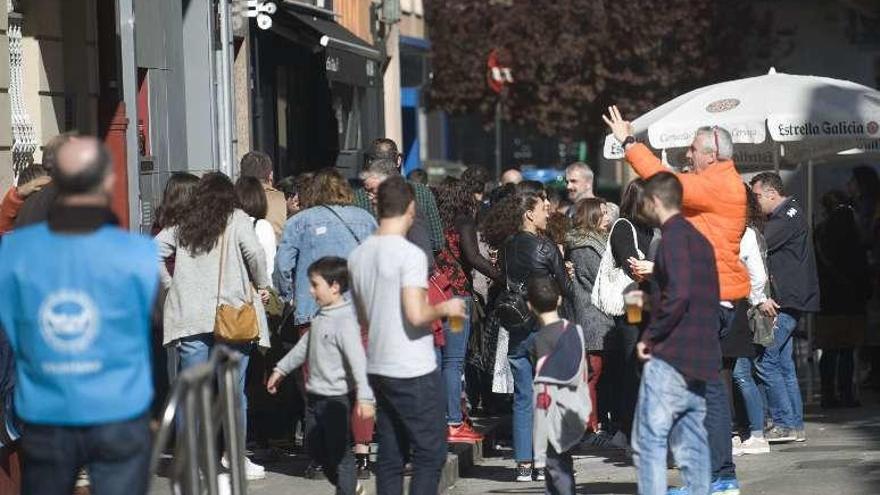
[148,397,880,494]
[449,396,880,494]
[148,416,501,495]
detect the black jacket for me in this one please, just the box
[815,205,871,315]
[764,197,820,313]
[501,231,572,301]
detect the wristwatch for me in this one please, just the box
[621,135,636,148]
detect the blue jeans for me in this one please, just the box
[508,331,536,463]
[176,333,252,434]
[441,314,471,425]
[732,357,765,435]
[369,369,447,495]
[21,414,151,495]
[756,312,804,429]
[633,358,710,495]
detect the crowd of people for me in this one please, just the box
[0,110,878,495]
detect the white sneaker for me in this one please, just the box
[736,436,771,456]
[221,455,267,480]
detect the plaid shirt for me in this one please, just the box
[643,214,721,382]
[354,182,445,253]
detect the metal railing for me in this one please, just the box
[150,347,248,495]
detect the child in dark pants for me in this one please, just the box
[527,276,591,495]
[267,257,375,495]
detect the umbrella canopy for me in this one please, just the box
[603,68,880,169]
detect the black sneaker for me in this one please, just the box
[515,464,532,482]
[765,426,796,443]
[305,463,326,480]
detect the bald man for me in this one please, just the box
[0,136,158,494]
[501,168,523,185]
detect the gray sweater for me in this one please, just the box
[275,299,374,402]
[156,209,271,346]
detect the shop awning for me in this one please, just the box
[282,7,381,61]
[273,4,382,86]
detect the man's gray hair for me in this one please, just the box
[360,157,400,181]
[695,126,734,161]
[565,161,594,180]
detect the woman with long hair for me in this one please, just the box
[565,197,614,434]
[150,172,199,421]
[156,172,272,479]
[433,179,499,443]
[499,190,571,482]
[236,176,276,284]
[601,178,653,446]
[729,187,771,455]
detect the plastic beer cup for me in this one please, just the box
[449,297,469,333]
[624,290,644,324]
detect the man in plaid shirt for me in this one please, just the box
[632,173,721,495]
[353,138,444,255]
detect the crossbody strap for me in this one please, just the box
[623,219,646,260]
[216,231,228,308]
[321,205,362,243]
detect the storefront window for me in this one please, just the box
[332,83,363,151]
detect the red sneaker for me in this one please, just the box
[447,423,484,443]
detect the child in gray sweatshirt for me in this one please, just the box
[267,256,374,495]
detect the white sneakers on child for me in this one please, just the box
[221,454,267,480]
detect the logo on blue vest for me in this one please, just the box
[38,290,99,353]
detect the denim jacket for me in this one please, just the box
[274,205,377,324]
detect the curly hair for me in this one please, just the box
[480,191,544,249]
[156,172,199,230]
[177,172,237,255]
[546,212,570,246]
[301,168,354,209]
[435,182,477,230]
[745,183,765,232]
[460,166,490,196]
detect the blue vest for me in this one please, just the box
[0,224,158,425]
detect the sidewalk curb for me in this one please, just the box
[360,417,502,495]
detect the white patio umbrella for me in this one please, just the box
[603,68,880,170]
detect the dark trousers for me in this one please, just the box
[545,444,575,495]
[706,306,736,480]
[369,369,447,495]
[820,348,856,403]
[21,414,150,495]
[305,393,357,495]
[604,317,640,437]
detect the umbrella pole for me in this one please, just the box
[805,159,816,404]
[773,143,781,173]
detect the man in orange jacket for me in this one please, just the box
[604,105,747,495]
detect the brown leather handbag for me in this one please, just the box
[213,232,260,343]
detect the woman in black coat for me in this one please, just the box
[601,179,653,443]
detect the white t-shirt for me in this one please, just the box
[348,234,431,378]
[254,218,276,285]
[739,226,767,306]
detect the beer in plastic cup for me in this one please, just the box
[449,297,469,333]
[624,290,644,324]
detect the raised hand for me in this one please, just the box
[601,105,634,144]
